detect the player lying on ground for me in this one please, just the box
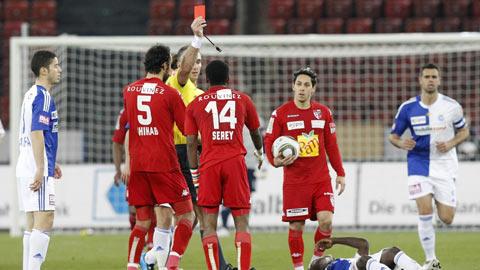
[309,237,425,270]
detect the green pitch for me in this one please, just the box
[1,231,478,269]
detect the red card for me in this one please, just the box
[194,4,206,19]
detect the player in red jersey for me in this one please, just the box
[264,67,346,270]
[185,60,263,270]
[122,44,195,270]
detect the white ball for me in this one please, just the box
[282,148,293,158]
[272,136,300,159]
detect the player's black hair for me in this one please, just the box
[144,44,171,74]
[293,66,317,86]
[420,63,440,75]
[206,60,229,85]
[31,50,57,77]
[171,45,189,70]
[308,255,334,270]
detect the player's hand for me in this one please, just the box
[254,149,264,169]
[30,169,43,191]
[122,163,130,185]
[114,169,122,186]
[336,176,346,196]
[273,155,296,167]
[401,138,416,150]
[316,238,334,251]
[435,141,453,153]
[54,164,62,179]
[190,168,200,188]
[191,16,206,37]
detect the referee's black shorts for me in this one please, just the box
[175,144,197,203]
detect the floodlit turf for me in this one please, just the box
[1,231,478,269]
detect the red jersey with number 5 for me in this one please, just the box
[185,86,260,170]
[123,77,186,172]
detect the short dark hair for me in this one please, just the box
[206,60,229,85]
[144,44,171,74]
[31,50,56,77]
[171,45,189,70]
[293,66,317,86]
[420,63,440,75]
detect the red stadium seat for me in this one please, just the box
[355,0,383,18]
[3,21,22,38]
[208,0,235,19]
[375,18,403,33]
[269,19,287,34]
[178,0,195,19]
[434,17,461,32]
[472,0,480,17]
[150,0,175,20]
[443,0,470,17]
[30,20,56,36]
[268,0,295,19]
[413,0,440,17]
[174,19,192,35]
[3,0,29,21]
[31,0,56,21]
[148,19,173,35]
[325,0,352,18]
[462,18,480,31]
[405,17,432,32]
[205,19,231,35]
[296,0,324,19]
[384,0,412,18]
[346,18,373,33]
[286,18,315,34]
[316,18,344,33]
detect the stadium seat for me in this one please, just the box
[178,0,194,19]
[462,18,480,31]
[286,18,315,34]
[384,0,412,18]
[346,18,373,33]
[205,19,231,35]
[413,0,440,17]
[268,0,295,19]
[30,20,56,36]
[208,0,235,19]
[316,18,344,33]
[375,18,403,33]
[443,0,470,17]
[3,0,29,21]
[174,19,192,35]
[434,17,461,32]
[0,2,3,21]
[31,0,56,21]
[472,0,480,17]
[296,0,324,19]
[325,0,353,18]
[150,0,175,20]
[355,0,383,18]
[2,21,22,38]
[405,17,432,32]
[148,19,173,35]
[269,19,287,34]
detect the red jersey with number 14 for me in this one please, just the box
[123,77,186,173]
[185,86,260,170]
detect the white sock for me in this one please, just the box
[28,229,50,270]
[23,231,31,270]
[366,258,390,270]
[418,214,436,261]
[145,227,171,265]
[394,251,422,270]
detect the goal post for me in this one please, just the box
[9,33,480,235]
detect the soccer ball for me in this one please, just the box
[272,136,300,159]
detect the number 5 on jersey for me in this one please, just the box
[137,95,152,125]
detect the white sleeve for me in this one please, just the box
[452,104,466,129]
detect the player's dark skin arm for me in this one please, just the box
[316,237,370,256]
[186,135,200,169]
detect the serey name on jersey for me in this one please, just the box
[212,130,234,141]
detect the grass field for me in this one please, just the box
[1,231,478,269]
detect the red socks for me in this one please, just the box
[166,219,193,269]
[127,225,147,265]
[202,234,220,270]
[129,212,136,230]
[288,229,304,268]
[235,232,252,270]
[314,228,331,256]
[146,218,156,249]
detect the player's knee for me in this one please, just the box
[289,221,304,231]
[439,214,454,225]
[318,219,332,232]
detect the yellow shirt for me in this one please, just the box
[166,73,204,145]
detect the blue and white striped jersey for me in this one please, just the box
[391,94,466,180]
[16,85,59,178]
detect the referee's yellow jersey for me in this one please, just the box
[167,73,204,145]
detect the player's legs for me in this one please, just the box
[309,210,333,268]
[22,212,34,270]
[435,202,455,225]
[145,205,174,267]
[201,208,222,270]
[288,221,305,270]
[232,209,252,270]
[431,176,457,225]
[356,255,391,270]
[379,247,422,270]
[128,206,152,270]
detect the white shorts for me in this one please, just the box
[407,175,456,207]
[18,177,55,212]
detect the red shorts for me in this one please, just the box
[128,170,191,207]
[197,155,250,210]
[282,182,334,222]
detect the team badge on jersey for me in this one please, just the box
[313,109,322,119]
[297,130,319,157]
[39,115,50,125]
